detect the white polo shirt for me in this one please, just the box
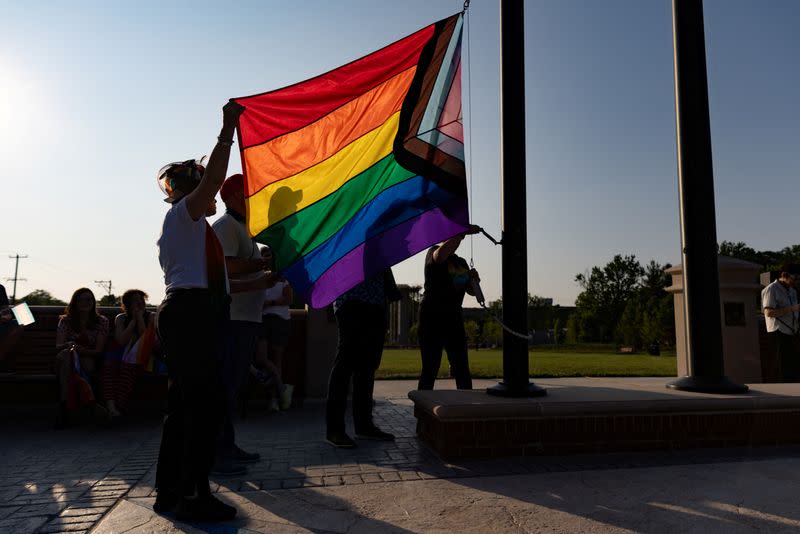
[762,280,798,335]
[212,213,264,323]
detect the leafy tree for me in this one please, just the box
[528,295,552,307]
[552,317,564,345]
[718,240,800,271]
[719,241,760,264]
[613,262,675,350]
[464,320,480,350]
[18,290,66,306]
[641,295,673,348]
[641,260,672,298]
[574,255,644,342]
[483,320,503,347]
[98,294,119,306]
[617,296,644,349]
[565,314,579,344]
[574,256,675,346]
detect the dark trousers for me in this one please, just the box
[417,308,472,390]
[217,320,261,457]
[155,290,226,497]
[770,331,800,382]
[326,301,386,434]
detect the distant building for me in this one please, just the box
[387,284,421,346]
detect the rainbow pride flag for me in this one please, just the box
[234,14,468,308]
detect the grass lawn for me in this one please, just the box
[377,346,677,379]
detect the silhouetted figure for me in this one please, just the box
[762,263,800,382]
[325,269,400,448]
[153,101,255,523]
[103,289,156,418]
[417,225,482,390]
[254,245,294,412]
[0,284,23,368]
[212,173,275,473]
[54,288,110,428]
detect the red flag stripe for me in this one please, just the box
[234,24,434,149]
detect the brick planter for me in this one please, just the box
[409,379,800,459]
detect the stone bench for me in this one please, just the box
[0,306,165,405]
[1,306,309,407]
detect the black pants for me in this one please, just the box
[417,308,472,390]
[770,331,800,382]
[326,301,386,434]
[155,289,226,497]
[217,320,260,458]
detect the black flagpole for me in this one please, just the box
[667,0,747,393]
[487,0,546,398]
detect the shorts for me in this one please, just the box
[261,314,290,348]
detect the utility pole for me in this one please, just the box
[6,254,28,304]
[94,280,113,297]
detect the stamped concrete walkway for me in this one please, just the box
[2,379,800,533]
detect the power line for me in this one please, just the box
[6,254,28,304]
[94,280,113,296]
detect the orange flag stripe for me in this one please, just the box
[241,67,416,196]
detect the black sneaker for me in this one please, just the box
[325,431,357,448]
[355,426,395,441]
[153,490,179,514]
[174,494,237,522]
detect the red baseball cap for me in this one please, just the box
[219,173,244,202]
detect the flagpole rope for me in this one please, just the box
[462,1,528,341]
[464,0,475,269]
[480,300,534,340]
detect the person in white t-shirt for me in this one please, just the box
[153,101,276,523]
[252,245,294,411]
[762,263,800,381]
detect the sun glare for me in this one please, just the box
[0,58,43,147]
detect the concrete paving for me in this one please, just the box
[2,379,800,533]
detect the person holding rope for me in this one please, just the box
[417,224,482,390]
[762,263,800,382]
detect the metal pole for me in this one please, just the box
[11,255,20,304]
[667,0,747,393]
[487,0,546,398]
[7,254,27,304]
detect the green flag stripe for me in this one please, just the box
[255,154,416,270]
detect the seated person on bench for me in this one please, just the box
[0,283,23,367]
[55,287,110,428]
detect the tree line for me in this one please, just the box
[717,241,800,271]
[568,255,674,350]
[13,239,791,349]
[566,240,800,349]
[13,289,117,306]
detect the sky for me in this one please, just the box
[1,0,798,307]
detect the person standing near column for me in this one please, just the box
[762,264,800,381]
